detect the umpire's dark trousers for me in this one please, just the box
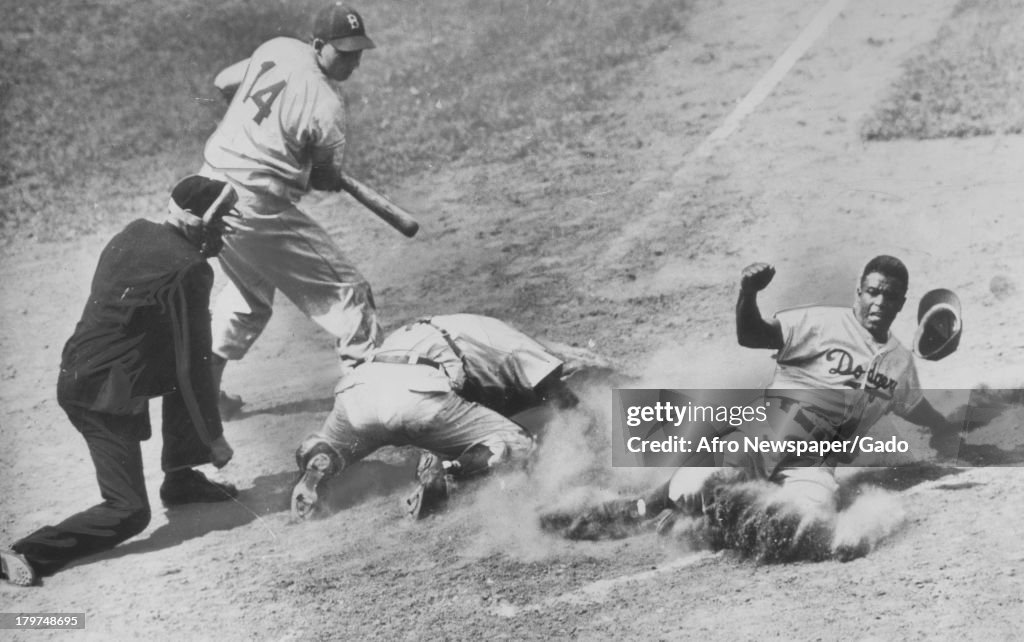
[11,393,210,577]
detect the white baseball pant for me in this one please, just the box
[208,188,381,366]
[303,362,536,468]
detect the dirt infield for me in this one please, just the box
[1,0,1022,639]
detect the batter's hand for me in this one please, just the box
[740,263,776,293]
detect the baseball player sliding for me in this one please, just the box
[543,256,961,559]
[198,2,385,416]
[290,314,584,521]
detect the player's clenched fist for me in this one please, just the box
[740,262,775,293]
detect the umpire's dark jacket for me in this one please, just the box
[57,219,222,444]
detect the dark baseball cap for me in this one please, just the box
[313,3,376,52]
[913,288,962,360]
[170,175,238,225]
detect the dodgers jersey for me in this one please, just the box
[767,305,923,434]
[203,38,348,203]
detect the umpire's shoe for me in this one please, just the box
[160,469,239,506]
[0,550,36,587]
[405,452,452,520]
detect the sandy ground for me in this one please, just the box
[2,0,1023,639]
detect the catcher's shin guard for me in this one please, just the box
[291,442,344,521]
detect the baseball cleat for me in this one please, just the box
[653,508,678,536]
[405,452,450,520]
[538,509,575,533]
[291,452,334,521]
[0,550,36,587]
[833,537,871,563]
[567,498,645,540]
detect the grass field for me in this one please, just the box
[862,0,1024,140]
[0,0,687,242]
[4,0,1022,243]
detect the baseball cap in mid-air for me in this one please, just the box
[313,2,376,51]
[913,288,962,361]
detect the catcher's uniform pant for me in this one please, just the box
[300,362,535,469]
[11,395,213,577]
[208,185,381,366]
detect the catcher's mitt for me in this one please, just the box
[913,288,962,361]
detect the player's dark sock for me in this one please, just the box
[449,444,495,478]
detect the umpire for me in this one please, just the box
[0,176,241,587]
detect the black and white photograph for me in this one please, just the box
[1,0,1022,638]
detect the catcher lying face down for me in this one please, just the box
[290,314,585,521]
[541,256,963,561]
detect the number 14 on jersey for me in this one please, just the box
[245,61,285,124]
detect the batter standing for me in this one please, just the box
[199,2,383,414]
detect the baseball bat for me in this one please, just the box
[338,172,420,238]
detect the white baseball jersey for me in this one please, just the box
[369,314,564,415]
[768,305,923,433]
[202,37,347,203]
